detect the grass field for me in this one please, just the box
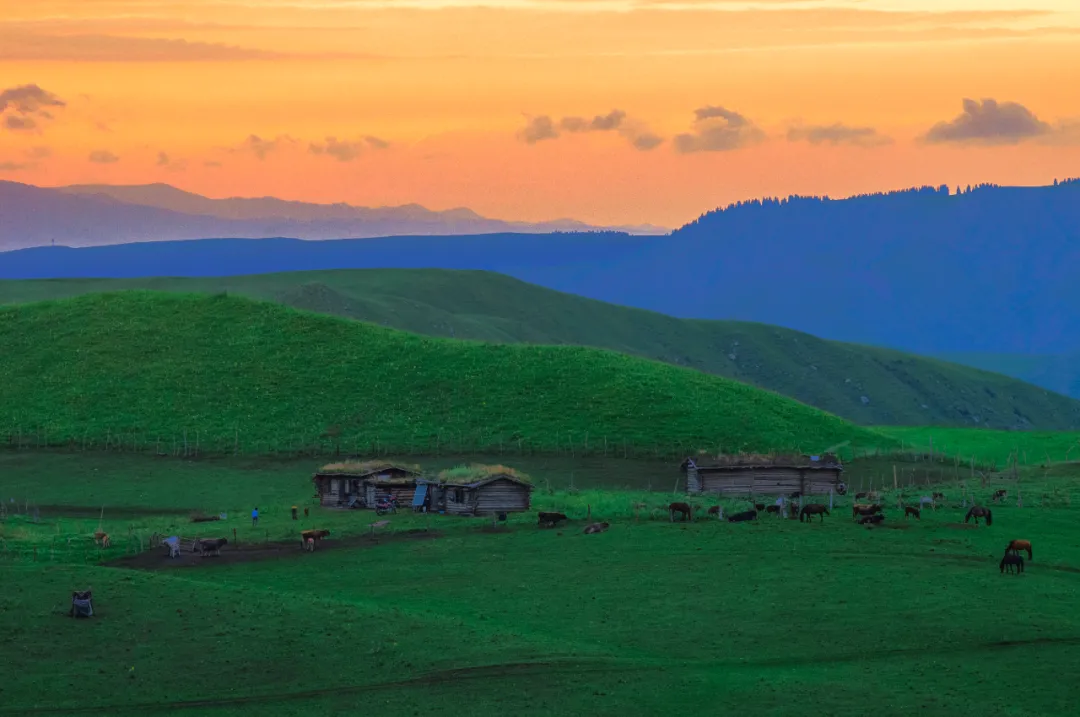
[2,450,1080,716]
[885,427,1080,469]
[3,269,1078,429]
[0,291,893,459]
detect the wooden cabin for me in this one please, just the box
[427,465,533,516]
[681,454,844,497]
[311,461,421,508]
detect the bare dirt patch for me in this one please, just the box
[105,529,443,571]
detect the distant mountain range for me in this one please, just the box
[0,181,667,249]
[4,178,1080,361]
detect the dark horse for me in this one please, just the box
[800,504,830,523]
[904,506,921,520]
[1000,553,1024,574]
[669,502,693,522]
[537,511,567,528]
[727,510,758,523]
[965,506,993,526]
[1006,539,1033,560]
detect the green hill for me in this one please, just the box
[4,269,1078,429]
[0,292,890,457]
[936,352,1080,400]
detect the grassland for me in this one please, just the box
[3,269,1078,429]
[0,291,892,459]
[3,450,1080,716]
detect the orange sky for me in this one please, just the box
[2,0,1079,227]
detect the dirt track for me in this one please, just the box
[105,529,443,570]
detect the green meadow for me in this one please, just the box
[3,451,1080,716]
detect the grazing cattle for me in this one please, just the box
[195,538,228,556]
[852,504,883,520]
[855,491,880,501]
[706,505,721,517]
[992,489,1008,503]
[583,522,610,534]
[765,505,781,514]
[537,511,568,528]
[965,506,993,526]
[904,506,921,520]
[300,529,331,548]
[753,503,765,512]
[304,537,316,552]
[669,502,693,522]
[727,510,757,523]
[1006,539,1033,561]
[1000,553,1024,574]
[800,504,830,523]
[859,514,885,525]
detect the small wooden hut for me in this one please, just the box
[682,453,844,497]
[312,461,422,508]
[427,464,533,517]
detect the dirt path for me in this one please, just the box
[105,528,443,571]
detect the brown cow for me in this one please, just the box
[765,505,781,514]
[800,504,830,523]
[669,502,693,522]
[707,505,721,516]
[992,489,1008,503]
[904,506,921,520]
[194,538,228,556]
[300,529,331,549]
[852,504,883,521]
[583,522,610,534]
[1006,539,1033,561]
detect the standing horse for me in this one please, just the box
[669,502,692,522]
[852,504,883,521]
[1000,554,1024,574]
[1006,539,1033,560]
[904,506,921,520]
[800,504,830,523]
[965,506,993,526]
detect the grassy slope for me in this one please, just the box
[3,270,1078,429]
[3,452,1080,716]
[938,351,1080,400]
[0,291,889,457]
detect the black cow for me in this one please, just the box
[537,512,568,528]
[859,514,885,525]
[727,510,758,523]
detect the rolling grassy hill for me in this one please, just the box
[0,291,891,457]
[3,269,1079,430]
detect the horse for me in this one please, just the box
[583,522,610,534]
[706,506,721,517]
[904,506,921,520]
[992,489,1008,503]
[537,511,568,528]
[800,504,830,523]
[1006,539,1032,560]
[195,538,228,556]
[753,503,765,512]
[859,514,885,525]
[1000,553,1024,574]
[727,510,757,523]
[964,506,993,526]
[852,504,882,520]
[669,502,693,522]
[765,505,781,514]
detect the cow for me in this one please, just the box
[859,514,885,526]
[194,538,228,556]
[852,504,883,521]
[583,522,610,534]
[537,511,568,528]
[752,503,765,512]
[855,491,880,501]
[904,506,921,520]
[992,489,1008,503]
[669,502,693,522]
[932,492,945,501]
[765,505,781,514]
[727,510,758,523]
[800,504,830,523]
[300,529,331,549]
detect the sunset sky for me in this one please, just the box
[2,0,1079,227]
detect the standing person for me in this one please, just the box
[251,507,259,527]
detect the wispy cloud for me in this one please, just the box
[787,122,892,147]
[0,84,65,133]
[230,134,297,160]
[923,98,1052,145]
[673,105,764,153]
[0,33,286,62]
[519,109,663,150]
[308,135,389,161]
[88,150,120,164]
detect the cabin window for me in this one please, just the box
[453,488,465,503]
